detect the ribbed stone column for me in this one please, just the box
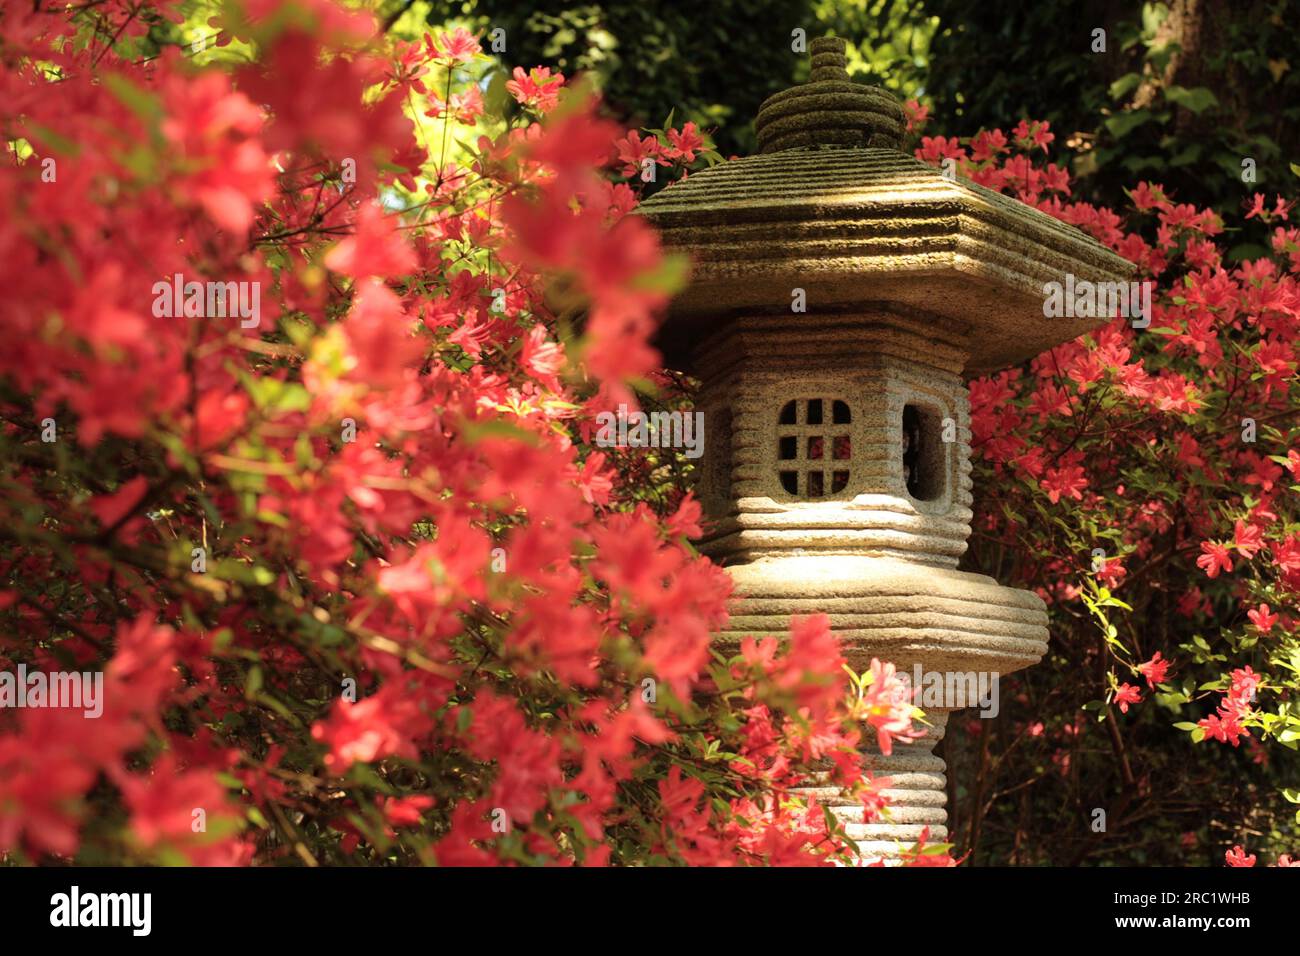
[797,714,951,859]
[635,34,1134,864]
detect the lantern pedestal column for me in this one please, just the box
[798,713,951,857]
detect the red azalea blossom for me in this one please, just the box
[1114,682,1142,714]
[665,122,705,163]
[1136,652,1170,688]
[1225,845,1256,867]
[505,66,565,113]
[1247,603,1278,634]
[1196,541,1233,578]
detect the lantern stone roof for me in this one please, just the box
[637,37,1135,374]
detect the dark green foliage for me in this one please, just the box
[432,0,811,155]
[920,0,1300,231]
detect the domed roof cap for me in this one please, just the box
[756,37,906,152]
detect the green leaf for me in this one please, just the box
[24,123,82,158]
[1141,2,1167,36]
[103,73,163,124]
[1105,109,1152,140]
[241,373,309,412]
[316,625,346,648]
[1168,143,1202,167]
[1226,243,1270,263]
[629,251,690,295]
[1165,85,1219,113]
[1109,73,1142,100]
[483,68,511,120]
[459,417,542,446]
[256,509,290,527]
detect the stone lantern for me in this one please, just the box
[636,36,1133,859]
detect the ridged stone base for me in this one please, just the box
[721,554,1049,675]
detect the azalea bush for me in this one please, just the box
[4,0,1296,871]
[0,1,936,866]
[908,106,1300,865]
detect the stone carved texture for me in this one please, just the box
[694,311,973,567]
[635,36,1134,860]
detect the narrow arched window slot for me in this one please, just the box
[903,403,945,502]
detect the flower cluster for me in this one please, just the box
[910,106,1300,865]
[0,3,919,866]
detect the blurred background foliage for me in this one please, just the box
[425,0,806,156]
[426,0,1300,234]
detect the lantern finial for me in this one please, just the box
[808,35,850,82]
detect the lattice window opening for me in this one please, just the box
[776,399,852,498]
